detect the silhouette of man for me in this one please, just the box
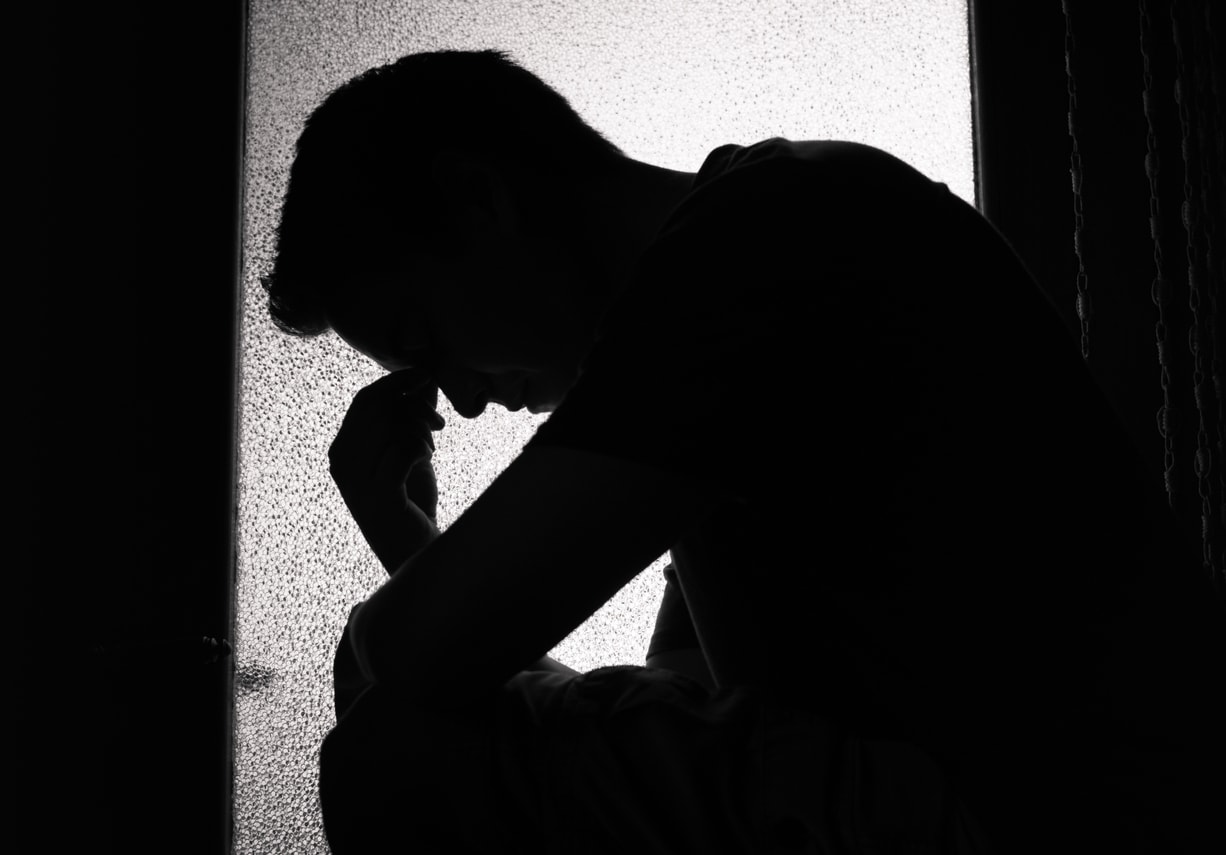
[264,50,1225,855]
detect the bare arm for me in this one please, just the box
[525,655,581,677]
[645,564,716,691]
[348,444,721,706]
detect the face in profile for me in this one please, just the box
[328,177,598,418]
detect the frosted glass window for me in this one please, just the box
[236,1,973,850]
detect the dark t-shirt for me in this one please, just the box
[528,138,1223,799]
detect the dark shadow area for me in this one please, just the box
[972,0,1221,564]
[23,3,244,853]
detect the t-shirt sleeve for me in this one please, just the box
[527,141,970,521]
[526,158,879,502]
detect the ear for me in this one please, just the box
[430,150,506,229]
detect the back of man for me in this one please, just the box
[528,137,1226,852]
[307,122,1225,853]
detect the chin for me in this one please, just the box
[523,378,563,414]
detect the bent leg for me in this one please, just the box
[320,661,987,855]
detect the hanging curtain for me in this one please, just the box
[1061,0,1224,598]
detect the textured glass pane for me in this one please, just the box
[237,1,972,851]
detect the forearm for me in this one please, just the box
[646,647,716,692]
[347,445,717,698]
[348,590,578,686]
[646,562,716,691]
[646,563,701,653]
[383,522,440,576]
[360,561,707,687]
[524,655,580,677]
[350,547,582,686]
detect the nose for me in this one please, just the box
[450,391,487,419]
[487,375,529,412]
[434,367,488,419]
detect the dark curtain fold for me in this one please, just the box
[973,0,1225,606]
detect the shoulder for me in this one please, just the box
[644,139,939,272]
[698,138,910,181]
[680,138,931,212]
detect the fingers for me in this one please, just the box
[403,453,439,521]
[329,369,446,491]
[349,368,439,415]
[383,400,444,448]
[371,436,433,491]
[362,371,444,434]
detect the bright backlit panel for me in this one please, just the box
[237,1,972,850]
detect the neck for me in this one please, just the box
[583,158,696,294]
[526,156,696,392]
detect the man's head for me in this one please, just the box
[262,50,643,416]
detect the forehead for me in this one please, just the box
[325,275,431,372]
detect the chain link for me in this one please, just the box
[1203,0,1226,563]
[1063,0,1091,360]
[1194,0,1225,584]
[1140,0,1178,508]
[1171,0,1220,583]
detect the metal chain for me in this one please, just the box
[1203,0,1226,570]
[1193,0,1225,585]
[1171,0,1219,583]
[1140,0,1178,508]
[1063,0,1092,360]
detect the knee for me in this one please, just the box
[318,689,435,854]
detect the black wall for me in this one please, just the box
[25,3,244,853]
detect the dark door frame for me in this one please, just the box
[26,3,246,853]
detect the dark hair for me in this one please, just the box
[261,49,626,337]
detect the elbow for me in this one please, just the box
[347,585,428,687]
[347,598,383,684]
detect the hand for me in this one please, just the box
[329,369,446,574]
